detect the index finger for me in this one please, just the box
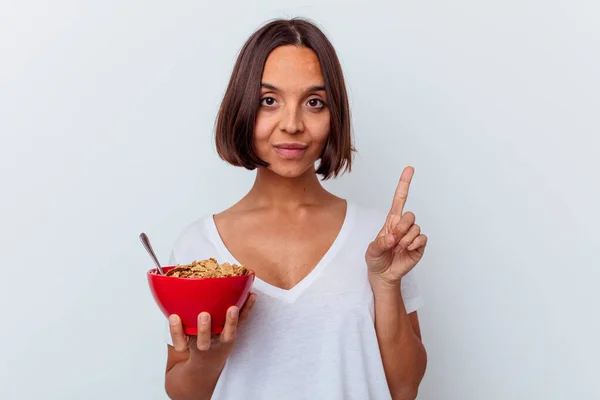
[168,314,188,352]
[390,166,414,216]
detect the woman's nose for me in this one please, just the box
[278,105,304,134]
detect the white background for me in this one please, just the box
[1,1,599,399]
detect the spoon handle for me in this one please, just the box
[139,232,165,275]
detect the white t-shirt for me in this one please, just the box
[165,201,424,400]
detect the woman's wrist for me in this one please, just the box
[368,271,402,294]
[187,349,227,374]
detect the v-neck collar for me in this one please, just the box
[204,202,356,303]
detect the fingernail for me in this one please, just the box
[169,315,178,325]
[229,308,239,318]
[200,313,209,324]
[408,243,415,250]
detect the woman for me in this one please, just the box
[164,18,428,400]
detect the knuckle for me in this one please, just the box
[221,334,236,344]
[196,341,210,351]
[394,193,407,200]
[239,309,251,322]
[173,336,189,351]
[172,341,184,351]
[176,343,189,352]
[398,225,410,235]
[170,332,182,343]
[245,302,255,315]
[240,306,250,317]
[226,322,238,334]
[198,326,210,336]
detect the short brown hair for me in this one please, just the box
[215,18,354,180]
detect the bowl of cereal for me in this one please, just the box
[147,258,255,335]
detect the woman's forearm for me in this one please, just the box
[370,275,427,400]
[165,356,225,400]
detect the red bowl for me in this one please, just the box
[147,266,255,335]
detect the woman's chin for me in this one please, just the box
[262,163,316,179]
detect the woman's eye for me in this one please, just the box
[307,98,324,108]
[260,97,277,107]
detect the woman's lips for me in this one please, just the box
[273,144,308,159]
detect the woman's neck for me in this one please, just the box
[242,167,336,210]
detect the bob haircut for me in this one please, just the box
[215,18,354,180]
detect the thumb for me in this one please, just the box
[367,233,397,259]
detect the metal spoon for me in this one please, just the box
[139,232,165,275]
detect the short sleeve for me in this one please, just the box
[400,268,424,314]
[167,249,177,266]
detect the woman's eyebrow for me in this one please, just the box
[306,85,326,93]
[261,83,326,94]
[261,83,279,91]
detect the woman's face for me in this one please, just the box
[254,45,330,179]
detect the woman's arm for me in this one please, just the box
[370,276,427,400]
[364,166,429,399]
[165,344,226,400]
[164,294,257,400]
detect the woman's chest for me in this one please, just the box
[234,251,376,357]
[217,215,346,290]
